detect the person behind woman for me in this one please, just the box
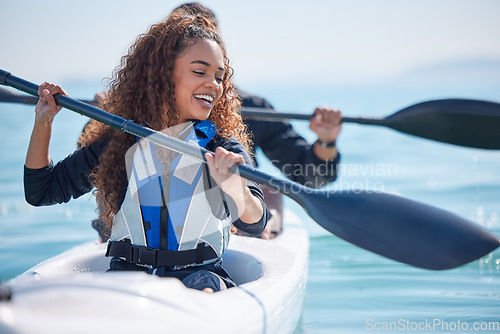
[24,13,269,293]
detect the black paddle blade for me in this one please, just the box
[294,189,499,270]
[383,99,500,150]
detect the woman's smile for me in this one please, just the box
[194,93,215,108]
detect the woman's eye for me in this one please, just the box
[193,70,205,76]
[215,77,223,83]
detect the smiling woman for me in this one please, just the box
[21,11,269,293]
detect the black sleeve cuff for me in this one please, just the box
[232,192,269,237]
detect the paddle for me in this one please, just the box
[1,69,498,270]
[3,86,500,150]
[0,86,97,106]
[244,100,500,150]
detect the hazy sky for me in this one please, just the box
[1,0,500,87]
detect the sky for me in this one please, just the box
[1,0,500,89]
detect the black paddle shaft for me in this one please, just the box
[243,100,500,150]
[0,86,96,106]
[2,69,498,270]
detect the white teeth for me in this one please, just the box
[194,94,214,103]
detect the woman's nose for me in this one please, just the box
[205,76,219,90]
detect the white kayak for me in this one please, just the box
[0,210,309,334]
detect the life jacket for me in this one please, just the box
[106,121,232,269]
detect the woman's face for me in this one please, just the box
[172,38,225,124]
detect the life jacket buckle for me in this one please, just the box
[133,246,158,265]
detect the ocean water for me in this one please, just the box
[1,79,499,333]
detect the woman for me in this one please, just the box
[24,13,269,293]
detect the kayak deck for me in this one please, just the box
[0,210,309,334]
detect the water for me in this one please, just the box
[1,79,499,333]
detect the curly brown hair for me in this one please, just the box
[78,12,250,228]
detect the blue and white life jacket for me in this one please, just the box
[106,120,232,269]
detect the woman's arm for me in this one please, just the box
[25,83,67,168]
[23,82,102,207]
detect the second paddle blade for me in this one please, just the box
[383,99,500,150]
[295,189,499,270]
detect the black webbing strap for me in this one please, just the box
[105,240,218,267]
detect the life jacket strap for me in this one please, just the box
[105,240,218,267]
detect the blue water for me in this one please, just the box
[1,79,499,333]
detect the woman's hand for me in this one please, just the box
[205,146,247,197]
[35,82,67,124]
[205,147,263,224]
